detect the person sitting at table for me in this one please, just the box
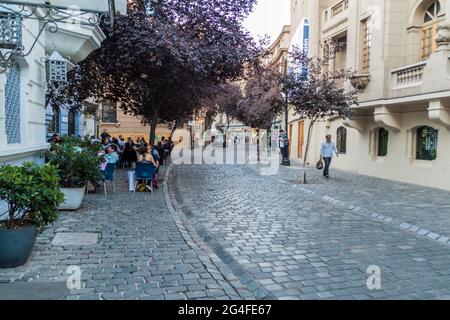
[136,146,159,191]
[122,142,137,169]
[137,146,159,167]
[105,145,119,165]
[102,137,110,152]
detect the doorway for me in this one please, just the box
[298,121,304,158]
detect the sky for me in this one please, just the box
[243,0,291,44]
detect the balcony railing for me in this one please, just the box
[391,62,427,89]
[322,0,349,36]
[331,0,349,18]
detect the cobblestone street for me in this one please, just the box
[170,162,450,300]
[0,167,254,300]
[3,158,450,300]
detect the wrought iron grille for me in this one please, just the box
[46,56,68,83]
[5,63,21,144]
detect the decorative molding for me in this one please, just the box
[343,116,367,133]
[374,106,401,132]
[436,23,450,51]
[428,99,450,129]
[350,73,370,91]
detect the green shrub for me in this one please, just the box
[44,136,102,188]
[0,162,64,233]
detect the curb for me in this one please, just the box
[163,164,275,300]
[248,164,450,249]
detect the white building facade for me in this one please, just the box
[289,0,450,191]
[0,1,126,215]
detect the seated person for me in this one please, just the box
[136,147,159,191]
[104,145,119,165]
[137,146,159,167]
[122,142,137,168]
[48,133,62,144]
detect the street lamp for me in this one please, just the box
[46,51,68,83]
[0,0,120,74]
[281,92,291,166]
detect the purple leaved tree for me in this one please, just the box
[282,45,358,184]
[238,67,284,162]
[56,0,262,146]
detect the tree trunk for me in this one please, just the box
[149,111,159,147]
[303,120,316,184]
[256,128,261,162]
[169,119,179,141]
[224,119,232,148]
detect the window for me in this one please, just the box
[416,126,438,160]
[5,63,21,144]
[48,106,60,133]
[421,1,441,60]
[102,100,117,123]
[336,126,347,154]
[378,128,388,157]
[360,17,372,73]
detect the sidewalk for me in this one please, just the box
[267,163,450,245]
[0,166,252,300]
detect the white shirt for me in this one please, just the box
[320,142,338,158]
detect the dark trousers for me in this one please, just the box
[323,157,332,177]
[281,146,288,159]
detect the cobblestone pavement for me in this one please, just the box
[268,163,450,242]
[170,163,450,300]
[0,167,254,300]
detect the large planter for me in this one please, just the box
[59,186,86,211]
[0,223,37,268]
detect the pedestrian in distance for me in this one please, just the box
[320,134,339,179]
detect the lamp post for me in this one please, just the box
[0,0,118,74]
[281,92,291,166]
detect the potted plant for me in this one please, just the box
[44,136,102,210]
[0,163,64,268]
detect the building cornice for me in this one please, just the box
[0,144,49,162]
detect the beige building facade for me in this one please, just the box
[98,102,171,142]
[288,0,450,190]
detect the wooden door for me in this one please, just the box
[288,124,293,155]
[298,121,304,158]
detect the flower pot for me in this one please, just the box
[59,186,86,211]
[0,223,37,268]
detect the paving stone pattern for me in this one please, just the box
[170,164,450,300]
[0,168,253,300]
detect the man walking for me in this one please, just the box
[320,134,339,179]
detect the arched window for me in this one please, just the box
[336,126,347,154]
[378,128,389,157]
[421,1,442,60]
[48,106,60,133]
[416,126,438,160]
[68,108,77,136]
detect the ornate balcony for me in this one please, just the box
[391,62,427,89]
[322,0,349,37]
